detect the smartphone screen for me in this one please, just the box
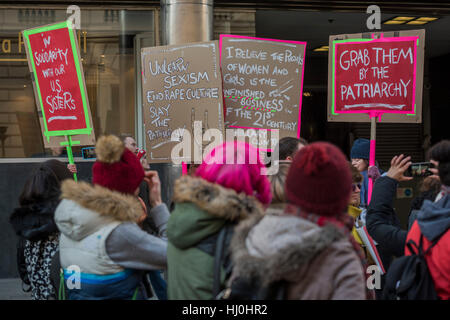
[81,147,96,159]
[406,162,434,177]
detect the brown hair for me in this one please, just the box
[267,163,290,204]
[419,176,441,193]
[277,137,308,160]
[349,162,363,184]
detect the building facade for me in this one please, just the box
[0,0,449,278]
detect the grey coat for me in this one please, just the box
[229,210,367,300]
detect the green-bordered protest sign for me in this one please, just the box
[23,20,95,180]
[327,29,425,124]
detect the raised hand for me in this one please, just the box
[144,170,163,207]
[386,154,413,182]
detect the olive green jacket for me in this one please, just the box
[167,175,264,300]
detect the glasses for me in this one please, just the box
[352,183,362,192]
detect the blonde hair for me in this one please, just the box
[267,163,290,204]
[349,162,363,184]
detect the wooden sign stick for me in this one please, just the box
[60,135,79,181]
[367,111,383,204]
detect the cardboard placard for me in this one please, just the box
[220,35,306,148]
[141,41,224,163]
[333,37,418,114]
[23,21,95,145]
[327,30,425,123]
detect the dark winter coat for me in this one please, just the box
[10,200,59,240]
[366,176,407,270]
[10,199,60,300]
[408,189,440,230]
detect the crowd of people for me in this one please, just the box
[9,134,450,300]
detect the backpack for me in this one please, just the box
[382,234,439,300]
[195,223,235,299]
[197,223,287,300]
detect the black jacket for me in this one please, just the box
[10,200,60,241]
[366,176,407,268]
[10,199,60,295]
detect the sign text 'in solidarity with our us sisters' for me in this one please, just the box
[23,21,92,138]
[332,36,419,114]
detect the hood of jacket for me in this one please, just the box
[417,193,450,242]
[10,199,59,240]
[168,175,265,250]
[230,212,345,286]
[55,180,142,241]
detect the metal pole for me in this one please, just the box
[161,0,213,45]
[155,0,213,205]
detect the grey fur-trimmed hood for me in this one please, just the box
[229,213,346,285]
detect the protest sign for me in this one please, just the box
[327,29,425,123]
[23,20,93,138]
[220,35,306,149]
[23,21,95,179]
[327,30,425,206]
[333,36,417,114]
[141,41,224,163]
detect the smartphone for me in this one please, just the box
[81,147,96,160]
[405,162,434,177]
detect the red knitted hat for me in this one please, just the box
[92,135,144,194]
[285,142,352,216]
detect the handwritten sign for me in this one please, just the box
[220,35,306,147]
[327,30,425,124]
[141,41,224,163]
[332,36,418,114]
[23,21,92,140]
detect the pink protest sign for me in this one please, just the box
[220,35,306,148]
[332,36,418,115]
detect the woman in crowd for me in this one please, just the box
[348,164,365,247]
[350,138,383,207]
[408,175,441,230]
[54,135,169,300]
[405,140,450,300]
[166,141,271,299]
[267,162,290,212]
[10,160,73,299]
[229,142,371,300]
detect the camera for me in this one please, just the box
[405,162,434,178]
